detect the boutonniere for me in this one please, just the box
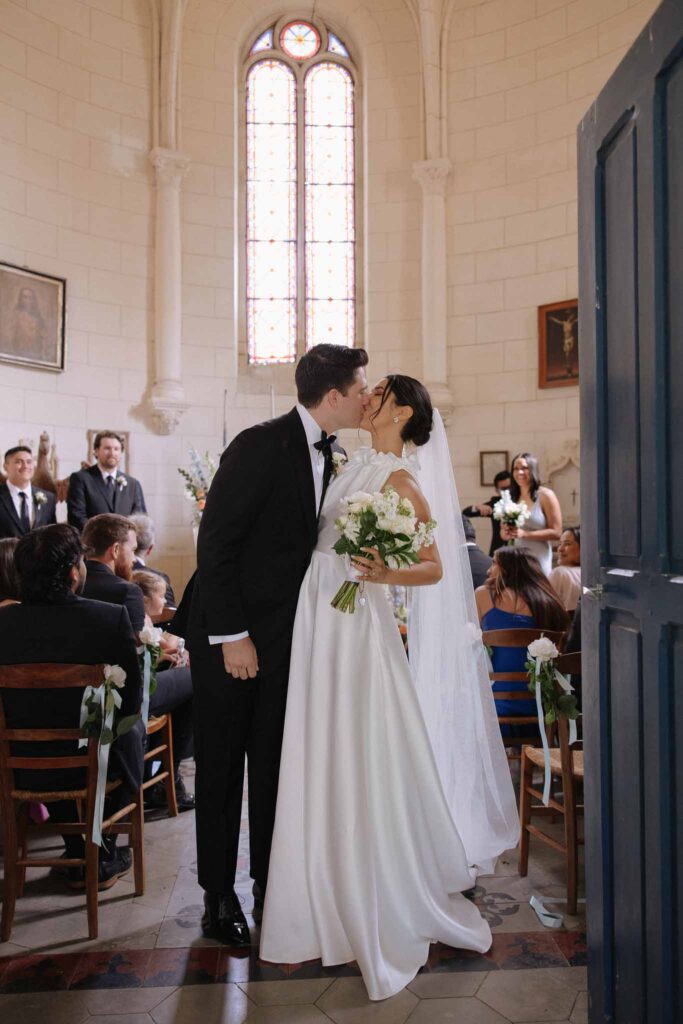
[34,490,47,506]
[116,475,128,492]
[331,452,347,477]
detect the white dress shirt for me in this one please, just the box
[209,404,327,646]
[7,481,34,525]
[98,465,119,486]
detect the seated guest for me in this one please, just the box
[82,514,144,634]
[129,513,176,609]
[462,469,511,556]
[475,547,569,735]
[549,526,581,611]
[0,445,57,539]
[0,537,20,606]
[462,515,492,588]
[0,524,144,888]
[133,570,186,667]
[67,431,146,531]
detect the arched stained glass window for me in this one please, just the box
[245,19,356,364]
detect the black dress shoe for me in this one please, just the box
[252,881,264,924]
[67,847,132,891]
[202,890,251,946]
[145,771,195,813]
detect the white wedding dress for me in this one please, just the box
[259,446,494,1000]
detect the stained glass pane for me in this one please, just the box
[250,28,273,54]
[280,21,320,60]
[304,62,355,350]
[246,60,297,363]
[327,33,349,58]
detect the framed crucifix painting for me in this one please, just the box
[538,299,579,388]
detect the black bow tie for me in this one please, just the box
[313,431,337,457]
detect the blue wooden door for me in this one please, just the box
[579,2,683,1021]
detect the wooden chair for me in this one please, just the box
[518,651,583,914]
[0,663,145,941]
[142,713,178,816]
[481,628,566,761]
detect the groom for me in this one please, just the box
[180,343,368,945]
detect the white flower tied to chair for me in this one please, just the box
[137,625,163,729]
[409,410,520,875]
[526,637,580,806]
[78,664,139,845]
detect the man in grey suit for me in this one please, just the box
[67,431,146,531]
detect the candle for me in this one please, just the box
[270,384,276,419]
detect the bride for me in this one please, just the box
[259,375,519,1000]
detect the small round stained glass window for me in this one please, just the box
[280,21,320,61]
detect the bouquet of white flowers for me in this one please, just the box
[331,486,436,613]
[492,489,531,543]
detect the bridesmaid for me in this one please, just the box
[500,452,562,576]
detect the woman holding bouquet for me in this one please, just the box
[500,452,562,576]
[260,376,518,1001]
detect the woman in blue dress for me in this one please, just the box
[475,547,569,734]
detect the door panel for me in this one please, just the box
[579,2,683,1022]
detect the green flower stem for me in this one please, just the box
[331,581,359,613]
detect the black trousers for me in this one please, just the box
[149,665,194,765]
[191,649,289,894]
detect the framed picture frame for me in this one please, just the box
[0,261,66,372]
[538,298,579,388]
[480,450,509,488]
[86,430,131,474]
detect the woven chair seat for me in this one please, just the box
[524,745,584,778]
[11,779,120,803]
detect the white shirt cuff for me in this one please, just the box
[208,632,249,644]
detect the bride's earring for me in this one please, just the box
[393,416,400,424]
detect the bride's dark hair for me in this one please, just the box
[372,375,433,447]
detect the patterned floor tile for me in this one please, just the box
[488,933,567,971]
[551,932,587,968]
[70,949,152,989]
[0,951,80,993]
[142,946,219,987]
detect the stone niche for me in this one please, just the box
[546,440,581,528]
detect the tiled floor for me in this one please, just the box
[0,764,587,1023]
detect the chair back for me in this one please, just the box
[554,650,582,776]
[0,663,104,808]
[481,628,565,688]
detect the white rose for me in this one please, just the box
[527,636,559,662]
[139,625,162,646]
[104,664,127,688]
[346,492,374,513]
[343,520,360,542]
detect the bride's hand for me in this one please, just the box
[352,547,389,583]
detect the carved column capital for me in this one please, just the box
[149,146,191,187]
[412,158,451,196]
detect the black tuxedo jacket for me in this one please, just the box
[82,560,145,634]
[0,593,144,793]
[67,465,146,530]
[463,496,505,557]
[466,544,493,589]
[0,483,57,539]
[175,408,341,675]
[132,559,176,607]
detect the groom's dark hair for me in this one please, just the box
[295,344,368,408]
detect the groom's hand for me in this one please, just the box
[222,638,259,680]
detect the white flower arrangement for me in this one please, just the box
[527,636,559,663]
[139,625,163,648]
[331,486,437,613]
[33,490,47,506]
[331,451,347,477]
[103,663,127,688]
[492,489,531,544]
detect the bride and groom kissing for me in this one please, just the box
[176,343,519,1001]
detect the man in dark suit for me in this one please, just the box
[67,431,146,531]
[82,513,195,811]
[129,513,176,609]
[0,445,57,539]
[462,469,511,557]
[174,344,368,945]
[0,524,144,888]
[462,515,493,588]
[81,514,145,633]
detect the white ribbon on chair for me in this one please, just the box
[534,659,579,806]
[78,684,121,846]
[138,646,152,729]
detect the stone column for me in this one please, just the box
[149,145,191,433]
[412,157,454,420]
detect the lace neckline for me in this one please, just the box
[350,446,419,472]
